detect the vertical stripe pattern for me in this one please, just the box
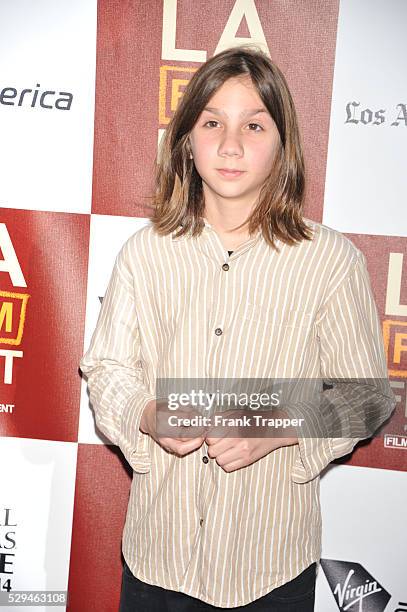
[80,217,395,607]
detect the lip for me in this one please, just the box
[216,169,245,178]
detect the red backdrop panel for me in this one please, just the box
[92,0,340,222]
[68,444,132,612]
[0,208,89,442]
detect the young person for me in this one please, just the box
[80,45,395,611]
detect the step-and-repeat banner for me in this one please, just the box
[0,1,406,610]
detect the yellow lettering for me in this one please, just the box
[394,332,407,364]
[0,302,13,333]
[171,78,188,111]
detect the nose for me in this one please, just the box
[218,127,243,158]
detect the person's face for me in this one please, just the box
[189,76,280,208]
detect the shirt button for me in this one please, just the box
[222,263,229,271]
[202,455,209,464]
[200,518,204,526]
[215,327,223,336]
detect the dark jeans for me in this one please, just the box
[119,560,316,611]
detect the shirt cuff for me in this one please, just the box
[293,436,358,483]
[283,400,334,484]
[291,436,332,483]
[119,392,155,473]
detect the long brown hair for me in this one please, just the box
[148,44,313,251]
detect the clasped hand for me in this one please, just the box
[140,401,298,473]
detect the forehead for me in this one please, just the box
[200,77,272,120]
[207,76,262,105]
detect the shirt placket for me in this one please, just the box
[192,222,262,541]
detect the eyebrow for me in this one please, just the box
[203,106,269,118]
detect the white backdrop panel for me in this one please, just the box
[316,464,407,610]
[0,0,97,214]
[0,437,77,611]
[323,0,407,237]
[79,214,151,444]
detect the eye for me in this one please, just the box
[247,123,263,132]
[202,120,264,131]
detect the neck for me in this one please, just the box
[203,204,258,252]
[203,199,255,239]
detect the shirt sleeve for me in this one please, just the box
[79,240,155,474]
[287,250,396,484]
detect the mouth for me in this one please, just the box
[216,169,246,178]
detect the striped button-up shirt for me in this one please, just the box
[79,217,395,608]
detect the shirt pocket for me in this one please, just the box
[244,303,313,329]
[243,304,316,377]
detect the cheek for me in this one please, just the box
[249,146,276,175]
[191,135,211,157]
[193,142,215,169]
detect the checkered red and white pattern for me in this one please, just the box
[0,1,406,610]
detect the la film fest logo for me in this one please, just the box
[382,252,407,444]
[158,0,270,128]
[345,102,407,126]
[383,253,407,378]
[0,224,29,398]
[0,508,17,593]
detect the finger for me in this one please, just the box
[172,438,205,456]
[163,435,205,456]
[220,459,243,472]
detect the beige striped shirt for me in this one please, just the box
[80,217,395,608]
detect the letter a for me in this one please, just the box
[214,0,270,55]
[0,224,27,287]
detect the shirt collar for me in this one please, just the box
[201,219,263,261]
[172,218,263,263]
